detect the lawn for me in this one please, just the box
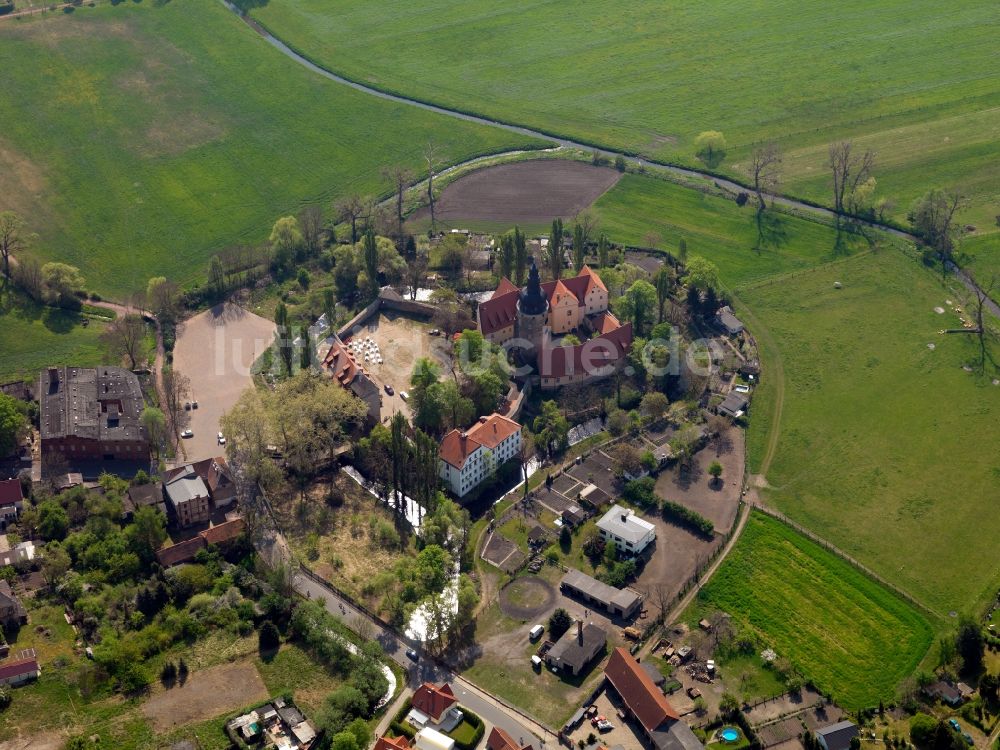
[961,232,1000,292]
[739,247,1000,616]
[592,174,870,288]
[0,289,108,381]
[687,512,934,710]
[249,0,1000,228]
[0,1,545,299]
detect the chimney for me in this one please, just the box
[479,416,488,424]
[577,620,583,645]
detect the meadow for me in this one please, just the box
[0,0,543,299]
[249,0,1000,228]
[592,174,869,288]
[738,247,1000,616]
[688,512,934,710]
[0,290,109,382]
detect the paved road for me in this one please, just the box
[292,567,550,748]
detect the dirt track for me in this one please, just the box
[410,160,621,224]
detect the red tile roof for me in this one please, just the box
[199,517,246,546]
[439,414,521,469]
[478,289,520,336]
[538,322,633,380]
[487,726,533,750]
[605,647,679,733]
[0,657,39,682]
[375,735,411,750]
[592,311,622,335]
[411,682,457,721]
[323,338,367,388]
[580,265,607,292]
[0,479,23,508]
[494,278,518,297]
[155,536,207,567]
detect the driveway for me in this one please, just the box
[173,303,275,463]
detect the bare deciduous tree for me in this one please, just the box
[828,141,876,218]
[909,188,969,275]
[405,250,429,300]
[382,165,413,237]
[424,141,441,228]
[0,211,32,285]
[973,275,997,369]
[162,369,191,441]
[750,143,782,211]
[335,194,366,244]
[297,205,325,257]
[100,314,148,370]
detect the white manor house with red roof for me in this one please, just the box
[476,260,633,389]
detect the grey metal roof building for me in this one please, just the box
[816,721,859,750]
[545,621,606,676]
[560,568,642,619]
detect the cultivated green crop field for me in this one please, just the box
[593,174,869,288]
[250,0,1000,228]
[740,248,1000,616]
[688,512,933,710]
[0,0,543,298]
[0,291,108,382]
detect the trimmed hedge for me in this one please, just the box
[451,710,485,750]
[661,500,714,537]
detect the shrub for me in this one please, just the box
[451,710,485,750]
[614,155,626,172]
[623,477,658,509]
[259,620,280,651]
[661,500,714,537]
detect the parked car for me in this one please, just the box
[429,329,440,336]
[399,391,409,401]
[184,401,192,411]
[191,400,198,409]
[181,429,193,438]
[949,720,961,732]
[734,384,751,394]
[218,432,226,445]
[962,733,973,746]
[596,721,614,733]
[529,624,544,642]
[405,648,419,662]
[384,384,394,395]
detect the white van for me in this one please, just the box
[530,655,543,670]
[529,624,544,642]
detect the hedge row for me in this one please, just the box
[661,500,714,537]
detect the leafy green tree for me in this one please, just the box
[708,461,723,481]
[299,325,313,372]
[678,238,688,262]
[363,227,380,298]
[498,233,514,280]
[126,506,166,563]
[719,692,740,716]
[694,130,727,167]
[548,218,564,279]
[909,189,967,274]
[956,616,984,674]
[549,607,572,640]
[259,620,280,652]
[323,288,336,331]
[640,392,669,422]
[513,225,528,285]
[684,255,720,291]
[653,266,674,323]
[572,222,586,273]
[533,400,569,457]
[331,731,360,750]
[616,279,657,337]
[0,394,28,458]
[140,407,166,457]
[209,255,226,296]
[597,233,611,268]
[270,215,303,267]
[41,262,84,306]
[38,501,69,541]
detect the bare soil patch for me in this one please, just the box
[410,160,622,225]
[498,575,556,619]
[0,733,64,750]
[141,660,268,732]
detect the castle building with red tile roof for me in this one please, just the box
[477,262,631,389]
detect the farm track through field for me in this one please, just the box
[224,1,1000,320]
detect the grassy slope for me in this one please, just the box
[688,512,933,710]
[963,232,1000,290]
[740,248,1000,615]
[0,0,543,299]
[0,290,108,381]
[592,174,869,287]
[249,0,1000,227]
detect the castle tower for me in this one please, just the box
[517,257,549,359]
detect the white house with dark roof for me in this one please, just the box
[597,504,656,556]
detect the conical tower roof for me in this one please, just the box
[520,257,548,316]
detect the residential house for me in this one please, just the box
[439,413,522,497]
[376,736,412,750]
[123,482,167,521]
[924,680,963,706]
[0,657,40,687]
[715,306,744,336]
[407,682,463,732]
[38,366,148,461]
[604,647,703,750]
[0,478,24,529]
[545,620,606,677]
[0,581,27,628]
[597,504,656,557]
[163,465,212,528]
[0,539,35,568]
[815,721,859,750]
[716,392,748,419]
[560,568,642,619]
[322,334,381,423]
[486,726,534,750]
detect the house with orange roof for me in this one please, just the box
[321,333,382,422]
[486,726,534,750]
[375,735,412,750]
[439,413,522,497]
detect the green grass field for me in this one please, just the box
[593,174,869,287]
[249,0,1000,228]
[688,513,934,710]
[739,248,1000,616]
[0,0,544,299]
[0,289,108,381]
[962,232,1000,290]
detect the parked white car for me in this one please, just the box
[181,429,193,438]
